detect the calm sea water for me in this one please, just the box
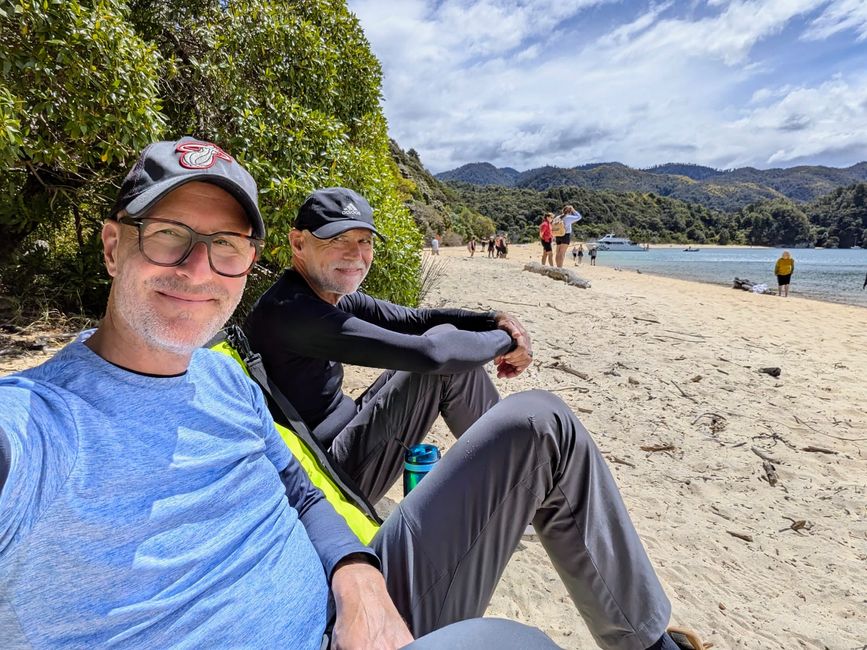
[590,247,867,308]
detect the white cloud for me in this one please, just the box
[804,0,867,41]
[348,0,867,172]
[598,1,675,48]
[736,76,867,166]
[607,0,817,66]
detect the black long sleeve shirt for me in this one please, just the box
[245,269,513,446]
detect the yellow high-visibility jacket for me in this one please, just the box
[209,328,380,544]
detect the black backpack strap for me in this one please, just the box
[222,326,382,525]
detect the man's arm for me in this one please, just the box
[251,295,514,375]
[342,291,497,335]
[346,295,534,377]
[277,459,412,649]
[330,556,414,649]
[278,458,378,579]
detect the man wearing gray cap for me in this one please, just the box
[0,138,568,649]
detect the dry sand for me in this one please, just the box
[2,244,865,649]
[358,244,867,649]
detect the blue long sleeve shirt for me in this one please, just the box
[0,333,374,648]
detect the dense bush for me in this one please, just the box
[0,0,422,315]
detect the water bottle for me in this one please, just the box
[403,443,441,496]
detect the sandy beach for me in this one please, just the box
[3,243,865,649]
[358,243,867,649]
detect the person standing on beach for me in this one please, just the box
[554,204,583,268]
[431,234,440,256]
[774,250,794,297]
[589,245,598,265]
[578,243,585,265]
[539,213,553,266]
[487,236,495,258]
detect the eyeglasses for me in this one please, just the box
[118,216,263,277]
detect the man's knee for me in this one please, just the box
[496,389,592,449]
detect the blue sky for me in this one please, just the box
[346,0,867,173]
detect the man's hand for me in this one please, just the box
[492,311,533,378]
[331,556,414,650]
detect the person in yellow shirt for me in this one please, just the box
[774,250,795,297]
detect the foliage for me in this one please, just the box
[806,182,867,248]
[0,0,166,289]
[736,200,814,247]
[448,182,738,245]
[438,160,867,213]
[0,0,423,313]
[442,176,867,248]
[417,253,448,304]
[389,139,494,244]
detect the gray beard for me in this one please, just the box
[113,274,240,355]
[307,265,368,297]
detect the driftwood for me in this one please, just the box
[640,443,676,452]
[762,461,779,486]
[548,361,591,381]
[607,455,636,468]
[780,517,813,534]
[751,446,781,464]
[727,530,754,543]
[733,277,776,295]
[802,445,838,455]
[523,262,592,288]
[667,380,698,403]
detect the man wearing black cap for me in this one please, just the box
[245,186,534,503]
[245,188,702,650]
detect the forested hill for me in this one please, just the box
[436,161,867,212]
[392,142,867,248]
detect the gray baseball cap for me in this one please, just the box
[110,137,265,239]
[295,187,384,240]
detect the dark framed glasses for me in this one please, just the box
[118,216,263,278]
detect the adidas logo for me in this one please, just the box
[342,203,362,217]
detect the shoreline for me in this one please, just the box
[435,243,867,310]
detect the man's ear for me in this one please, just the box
[289,229,305,256]
[101,220,122,277]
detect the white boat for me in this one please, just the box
[593,234,646,251]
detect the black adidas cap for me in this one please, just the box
[111,137,265,239]
[295,187,383,240]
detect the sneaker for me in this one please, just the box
[667,627,707,650]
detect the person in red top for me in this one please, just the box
[539,213,554,266]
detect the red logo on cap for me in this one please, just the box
[175,141,233,169]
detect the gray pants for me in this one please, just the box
[330,362,500,503]
[404,618,561,649]
[356,389,670,650]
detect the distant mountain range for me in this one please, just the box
[435,161,867,212]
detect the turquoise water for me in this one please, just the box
[590,247,867,308]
